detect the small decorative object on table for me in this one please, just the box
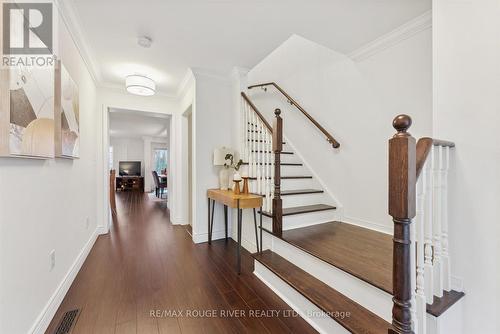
[241,169,249,194]
[224,153,243,193]
[233,176,242,194]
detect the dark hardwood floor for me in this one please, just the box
[45,192,316,334]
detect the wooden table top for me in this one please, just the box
[207,189,263,209]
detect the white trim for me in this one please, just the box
[348,10,432,62]
[342,215,393,235]
[54,0,102,82]
[192,229,228,244]
[29,229,99,334]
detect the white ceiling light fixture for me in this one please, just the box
[138,36,153,48]
[125,75,156,96]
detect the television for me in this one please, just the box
[119,161,141,176]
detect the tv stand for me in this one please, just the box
[116,176,144,192]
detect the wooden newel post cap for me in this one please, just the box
[392,114,412,134]
[275,109,281,116]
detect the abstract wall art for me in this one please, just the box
[0,65,56,159]
[55,60,80,158]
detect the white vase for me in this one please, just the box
[219,168,229,190]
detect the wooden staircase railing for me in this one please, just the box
[240,92,283,235]
[389,115,456,334]
[248,82,340,149]
[272,109,283,236]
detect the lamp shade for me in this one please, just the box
[213,147,232,166]
[126,75,156,96]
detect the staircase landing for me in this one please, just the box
[266,221,393,294]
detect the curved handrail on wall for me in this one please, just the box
[248,82,340,148]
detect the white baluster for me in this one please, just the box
[244,101,249,162]
[256,120,262,195]
[415,174,426,334]
[266,130,271,211]
[249,113,255,178]
[432,146,443,298]
[423,153,434,304]
[441,146,451,291]
[270,132,275,215]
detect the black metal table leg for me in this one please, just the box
[224,205,228,241]
[237,200,242,274]
[210,199,215,243]
[253,208,259,253]
[259,207,263,254]
[208,198,211,244]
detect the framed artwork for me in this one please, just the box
[54,60,80,158]
[0,65,55,159]
[0,2,55,159]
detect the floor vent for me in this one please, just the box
[53,309,80,334]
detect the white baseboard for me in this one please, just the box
[96,225,108,235]
[342,215,393,235]
[192,229,228,244]
[29,229,99,334]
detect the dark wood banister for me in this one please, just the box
[241,92,272,132]
[248,82,340,148]
[388,115,455,334]
[272,109,283,236]
[416,137,455,179]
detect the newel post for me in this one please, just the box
[388,115,416,334]
[272,109,283,236]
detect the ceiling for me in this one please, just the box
[109,109,170,138]
[70,0,431,95]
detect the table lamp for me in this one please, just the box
[213,147,233,190]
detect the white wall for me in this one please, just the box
[433,1,500,333]
[190,70,235,242]
[0,11,99,334]
[247,32,432,232]
[110,137,145,175]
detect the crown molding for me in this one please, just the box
[348,10,432,62]
[54,0,102,83]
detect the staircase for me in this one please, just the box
[239,84,464,334]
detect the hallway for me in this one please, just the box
[46,193,315,334]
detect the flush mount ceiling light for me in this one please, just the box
[125,75,156,96]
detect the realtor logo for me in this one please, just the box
[3,2,53,55]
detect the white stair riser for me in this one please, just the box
[249,178,316,191]
[254,262,350,334]
[268,235,393,322]
[281,193,332,207]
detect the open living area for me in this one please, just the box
[0,1,499,334]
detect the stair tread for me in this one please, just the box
[426,290,465,317]
[260,204,336,218]
[253,250,391,334]
[251,150,293,154]
[262,221,393,294]
[249,175,313,180]
[281,189,324,196]
[242,162,302,166]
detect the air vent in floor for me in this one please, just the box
[53,309,80,334]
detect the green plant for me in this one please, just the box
[224,153,243,171]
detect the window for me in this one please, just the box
[154,149,167,174]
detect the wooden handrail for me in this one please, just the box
[272,109,283,236]
[388,114,416,334]
[248,82,340,148]
[241,92,272,132]
[416,137,456,179]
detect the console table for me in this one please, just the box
[207,189,263,274]
[116,176,144,192]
